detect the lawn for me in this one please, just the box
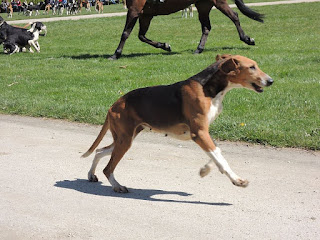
[0,2,319,150]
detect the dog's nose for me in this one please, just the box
[266,78,274,86]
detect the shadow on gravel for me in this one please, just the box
[55,179,232,206]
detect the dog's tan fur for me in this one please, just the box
[95,0,103,14]
[44,4,52,15]
[7,3,13,18]
[80,0,90,13]
[82,54,273,193]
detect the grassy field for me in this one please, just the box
[0,2,319,150]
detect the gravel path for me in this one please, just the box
[0,114,319,239]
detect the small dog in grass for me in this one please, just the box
[7,2,13,18]
[95,0,103,14]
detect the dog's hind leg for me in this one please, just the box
[191,128,248,187]
[103,135,133,193]
[4,42,19,55]
[88,143,115,182]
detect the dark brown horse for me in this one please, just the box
[109,0,264,60]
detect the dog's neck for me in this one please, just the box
[0,20,5,28]
[189,60,229,98]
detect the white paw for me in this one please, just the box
[232,178,249,188]
[199,165,211,177]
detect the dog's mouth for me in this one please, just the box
[251,83,263,93]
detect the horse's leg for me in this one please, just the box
[194,1,214,54]
[138,15,171,52]
[213,0,255,45]
[109,9,139,60]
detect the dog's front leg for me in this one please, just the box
[35,41,40,51]
[26,45,34,53]
[202,147,248,187]
[192,129,248,187]
[28,40,39,52]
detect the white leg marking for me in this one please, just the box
[29,40,40,52]
[200,147,249,187]
[88,145,114,182]
[108,173,128,193]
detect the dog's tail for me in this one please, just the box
[233,0,264,23]
[81,114,110,158]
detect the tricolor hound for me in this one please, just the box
[82,54,274,193]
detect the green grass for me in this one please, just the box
[0,2,319,150]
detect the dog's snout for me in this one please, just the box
[266,78,274,86]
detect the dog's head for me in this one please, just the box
[216,54,273,93]
[29,22,47,36]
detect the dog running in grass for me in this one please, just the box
[0,17,47,54]
[82,54,273,193]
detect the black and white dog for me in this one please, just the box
[23,2,45,17]
[0,17,47,55]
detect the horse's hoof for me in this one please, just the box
[164,43,171,52]
[248,38,255,45]
[242,36,255,46]
[108,55,119,60]
[194,48,203,54]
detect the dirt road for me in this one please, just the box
[0,114,319,239]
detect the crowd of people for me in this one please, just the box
[0,0,124,15]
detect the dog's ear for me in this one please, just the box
[216,54,232,62]
[219,58,240,75]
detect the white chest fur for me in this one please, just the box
[207,91,225,124]
[207,82,241,125]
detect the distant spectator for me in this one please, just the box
[0,1,8,13]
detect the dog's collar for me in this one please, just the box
[0,21,4,27]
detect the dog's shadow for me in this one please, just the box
[54,179,232,206]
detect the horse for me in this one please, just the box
[109,0,264,60]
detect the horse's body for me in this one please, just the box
[109,0,264,60]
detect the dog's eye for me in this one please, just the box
[250,65,256,70]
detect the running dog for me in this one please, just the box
[0,18,47,54]
[82,54,273,193]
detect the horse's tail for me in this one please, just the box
[233,0,264,23]
[81,114,110,158]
